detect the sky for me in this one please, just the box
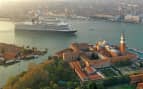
[0,0,140,2]
[0,0,65,2]
[0,0,142,5]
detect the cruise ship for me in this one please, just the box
[15,17,77,33]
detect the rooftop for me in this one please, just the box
[137,83,143,89]
[55,35,138,82]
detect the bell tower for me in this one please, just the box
[120,32,126,54]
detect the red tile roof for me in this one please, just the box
[75,68,88,81]
[89,74,102,80]
[69,61,81,69]
[137,83,143,89]
[69,61,88,81]
[130,73,143,84]
[85,66,96,74]
[3,52,17,60]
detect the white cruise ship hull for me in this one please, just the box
[15,23,77,33]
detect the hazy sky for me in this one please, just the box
[0,0,142,5]
[1,0,65,2]
[0,0,141,2]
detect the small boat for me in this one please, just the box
[5,60,16,65]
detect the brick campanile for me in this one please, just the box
[120,32,126,54]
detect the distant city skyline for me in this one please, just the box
[1,0,143,18]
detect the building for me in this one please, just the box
[85,66,96,75]
[63,52,79,62]
[69,61,103,82]
[137,83,143,89]
[130,73,143,84]
[55,48,73,58]
[120,32,126,54]
[70,43,89,52]
[124,15,141,23]
[69,61,88,81]
[55,33,137,82]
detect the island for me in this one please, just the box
[0,43,48,65]
[3,33,143,89]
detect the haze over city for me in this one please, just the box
[1,0,143,18]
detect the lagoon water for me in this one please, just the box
[0,19,143,87]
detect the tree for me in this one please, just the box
[75,87,82,89]
[67,81,73,88]
[96,81,105,89]
[52,83,59,89]
[86,81,97,89]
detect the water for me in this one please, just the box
[0,19,143,87]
